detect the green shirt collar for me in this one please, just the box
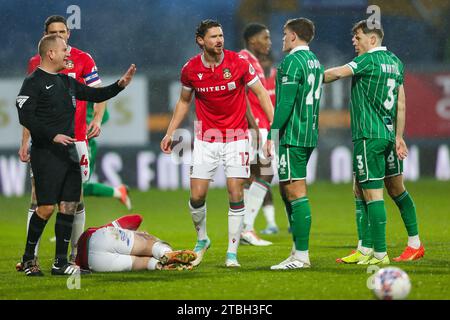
[367,46,387,53]
[290,45,310,54]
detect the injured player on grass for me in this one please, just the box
[75,214,197,272]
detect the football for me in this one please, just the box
[372,267,412,300]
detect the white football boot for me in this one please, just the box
[225,253,241,268]
[240,230,272,246]
[270,255,311,270]
[191,237,211,267]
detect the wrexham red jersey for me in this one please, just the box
[238,49,270,130]
[27,46,102,141]
[181,49,259,142]
[266,67,277,107]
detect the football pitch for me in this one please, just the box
[0,179,449,300]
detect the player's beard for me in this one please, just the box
[205,44,223,57]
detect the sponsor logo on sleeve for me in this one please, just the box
[249,64,255,75]
[16,96,29,108]
[227,81,236,90]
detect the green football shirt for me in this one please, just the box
[346,46,404,142]
[268,46,324,147]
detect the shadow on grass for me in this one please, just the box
[89,270,208,283]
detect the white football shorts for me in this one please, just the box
[88,227,135,272]
[191,138,250,179]
[74,140,90,183]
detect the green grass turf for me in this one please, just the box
[0,179,449,300]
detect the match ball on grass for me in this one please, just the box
[373,267,411,300]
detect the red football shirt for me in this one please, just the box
[266,67,277,107]
[181,49,259,142]
[27,46,102,141]
[238,49,270,130]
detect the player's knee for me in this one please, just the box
[227,189,243,203]
[76,202,85,212]
[384,176,405,198]
[353,187,362,198]
[58,201,79,215]
[353,181,363,198]
[281,183,306,201]
[387,184,405,198]
[37,205,55,220]
[190,186,208,203]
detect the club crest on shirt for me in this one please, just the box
[223,68,232,79]
[65,60,74,69]
[198,73,203,80]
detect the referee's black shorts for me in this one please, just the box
[30,144,81,206]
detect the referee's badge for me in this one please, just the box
[223,68,232,79]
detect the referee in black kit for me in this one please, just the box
[15,34,136,276]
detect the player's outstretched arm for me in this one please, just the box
[161,88,193,154]
[245,97,259,131]
[324,65,353,83]
[74,64,136,103]
[249,80,274,124]
[245,98,260,146]
[118,64,137,88]
[396,85,408,160]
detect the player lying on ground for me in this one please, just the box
[75,214,197,272]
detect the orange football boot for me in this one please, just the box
[393,245,425,262]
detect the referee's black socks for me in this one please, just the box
[23,211,48,261]
[54,212,75,267]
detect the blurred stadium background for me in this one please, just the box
[0,0,449,196]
